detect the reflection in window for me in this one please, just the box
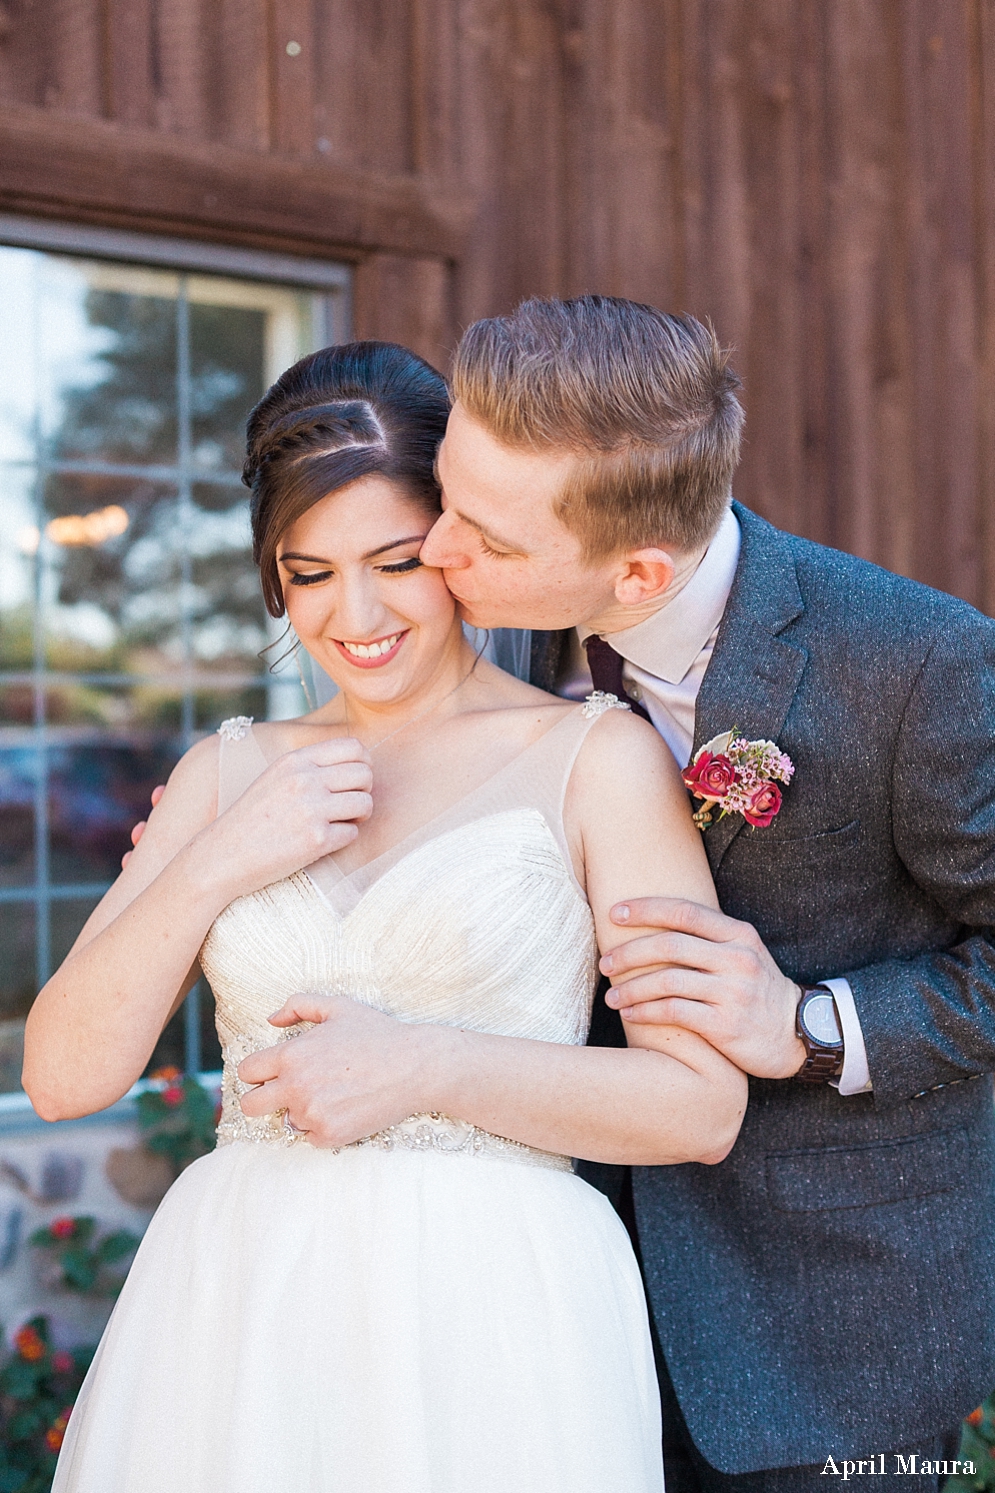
[0,245,346,1091]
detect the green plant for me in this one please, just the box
[29,1217,139,1300]
[946,1394,995,1491]
[135,1066,217,1173]
[0,1317,94,1492]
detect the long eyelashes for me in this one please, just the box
[285,556,423,586]
[288,571,332,587]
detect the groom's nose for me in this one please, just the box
[421,510,469,569]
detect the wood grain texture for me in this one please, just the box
[353,250,452,369]
[0,0,991,607]
[0,103,469,257]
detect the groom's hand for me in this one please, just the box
[236,995,448,1147]
[600,898,806,1079]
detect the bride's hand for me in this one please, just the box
[198,737,373,902]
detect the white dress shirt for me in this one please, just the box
[565,506,872,1095]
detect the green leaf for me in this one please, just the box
[96,1230,140,1265]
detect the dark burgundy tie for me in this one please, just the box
[583,635,652,722]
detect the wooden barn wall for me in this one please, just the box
[0,1,991,609]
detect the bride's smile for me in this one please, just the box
[276,471,474,733]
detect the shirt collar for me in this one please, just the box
[578,506,742,685]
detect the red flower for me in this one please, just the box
[51,1350,73,1374]
[743,781,783,828]
[15,1325,46,1361]
[49,1217,76,1240]
[162,1085,184,1107]
[682,752,736,800]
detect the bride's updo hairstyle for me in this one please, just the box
[244,341,450,617]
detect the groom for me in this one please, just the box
[236,298,995,1488]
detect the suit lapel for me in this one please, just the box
[694,505,808,871]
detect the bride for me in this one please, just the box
[24,341,746,1493]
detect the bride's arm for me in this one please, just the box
[23,736,373,1122]
[441,710,747,1164]
[246,711,747,1165]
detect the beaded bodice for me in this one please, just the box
[199,704,623,1170]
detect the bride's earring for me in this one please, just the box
[294,641,317,711]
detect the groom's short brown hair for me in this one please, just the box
[451,296,744,558]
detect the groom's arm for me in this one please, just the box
[836,614,995,1106]
[606,609,995,1106]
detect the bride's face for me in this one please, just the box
[277,476,460,705]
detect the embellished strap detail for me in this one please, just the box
[215,717,269,815]
[581,691,632,719]
[216,1039,571,1173]
[217,715,254,741]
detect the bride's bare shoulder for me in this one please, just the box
[569,705,687,807]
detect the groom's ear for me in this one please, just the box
[613,549,677,607]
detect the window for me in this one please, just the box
[0,224,349,1092]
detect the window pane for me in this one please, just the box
[189,303,266,473]
[42,474,180,672]
[190,484,268,671]
[188,278,318,473]
[0,240,344,1080]
[39,261,180,466]
[194,685,268,733]
[0,902,34,1024]
[0,247,38,463]
[0,464,39,676]
[48,739,181,885]
[0,748,35,889]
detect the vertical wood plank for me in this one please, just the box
[0,0,55,106]
[271,0,317,157]
[973,0,995,613]
[353,251,453,371]
[104,0,156,127]
[206,0,272,149]
[155,0,206,135]
[50,0,106,116]
[313,0,415,173]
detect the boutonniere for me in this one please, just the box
[682,729,794,831]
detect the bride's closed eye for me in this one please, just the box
[378,557,422,575]
[287,570,333,587]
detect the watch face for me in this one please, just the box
[801,992,843,1047]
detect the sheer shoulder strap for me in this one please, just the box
[488,695,632,878]
[216,717,269,815]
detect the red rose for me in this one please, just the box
[682,752,736,799]
[51,1350,73,1374]
[162,1085,183,1107]
[967,1407,984,1427]
[743,781,782,827]
[49,1217,75,1240]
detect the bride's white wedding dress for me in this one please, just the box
[54,704,664,1492]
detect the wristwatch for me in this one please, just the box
[794,985,845,1082]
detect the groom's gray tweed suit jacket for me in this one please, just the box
[530,502,995,1474]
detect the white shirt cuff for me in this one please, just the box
[821,977,873,1094]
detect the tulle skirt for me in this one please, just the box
[54,1139,663,1492]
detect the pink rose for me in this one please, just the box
[742,781,782,827]
[51,1350,73,1374]
[682,752,736,800]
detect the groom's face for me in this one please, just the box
[422,404,623,631]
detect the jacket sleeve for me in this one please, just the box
[843,609,995,1107]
